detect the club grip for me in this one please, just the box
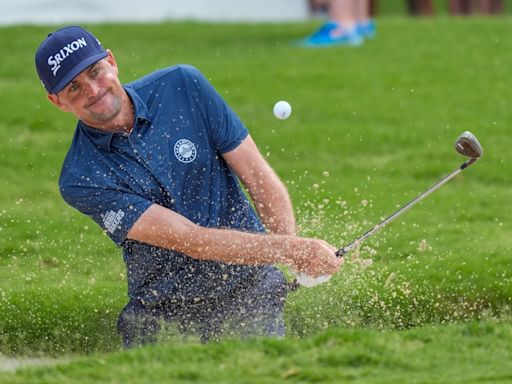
[293,246,347,288]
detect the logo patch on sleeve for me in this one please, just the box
[174,139,197,163]
[101,210,125,234]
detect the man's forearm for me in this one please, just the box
[128,204,291,265]
[252,179,296,236]
[180,225,296,265]
[221,135,296,235]
[127,204,340,277]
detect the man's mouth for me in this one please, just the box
[85,89,108,108]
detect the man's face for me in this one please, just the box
[48,50,125,129]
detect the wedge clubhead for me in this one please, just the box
[455,131,483,159]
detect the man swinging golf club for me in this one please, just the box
[35,25,343,347]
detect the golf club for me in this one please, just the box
[295,131,483,288]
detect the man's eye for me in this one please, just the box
[91,67,100,77]
[69,83,80,92]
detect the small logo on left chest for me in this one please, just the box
[174,139,197,163]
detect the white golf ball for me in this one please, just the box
[273,100,292,120]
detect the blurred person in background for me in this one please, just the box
[300,0,375,47]
[449,0,503,15]
[406,0,435,16]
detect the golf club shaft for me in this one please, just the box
[336,158,476,257]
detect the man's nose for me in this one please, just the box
[83,80,100,97]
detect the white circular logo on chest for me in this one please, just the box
[174,139,197,163]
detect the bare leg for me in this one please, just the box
[354,0,370,24]
[417,0,434,15]
[329,0,357,29]
[473,0,503,14]
[448,0,462,14]
[299,0,366,46]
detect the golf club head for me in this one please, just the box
[455,131,483,159]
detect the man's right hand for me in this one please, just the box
[289,238,344,277]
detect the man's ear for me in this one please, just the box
[105,50,119,74]
[47,93,71,112]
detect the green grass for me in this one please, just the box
[1,17,512,381]
[1,321,512,383]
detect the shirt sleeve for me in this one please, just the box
[179,65,248,154]
[59,183,153,246]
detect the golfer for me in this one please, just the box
[35,26,342,347]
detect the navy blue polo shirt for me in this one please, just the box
[59,65,268,304]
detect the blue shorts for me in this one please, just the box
[117,266,288,347]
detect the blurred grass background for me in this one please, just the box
[0,13,511,382]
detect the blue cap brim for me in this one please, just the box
[49,50,108,94]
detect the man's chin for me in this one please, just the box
[88,106,122,124]
[82,112,120,129]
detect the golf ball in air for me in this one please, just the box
[273,100,292,119]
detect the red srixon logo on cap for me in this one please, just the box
[48,37,88,76]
